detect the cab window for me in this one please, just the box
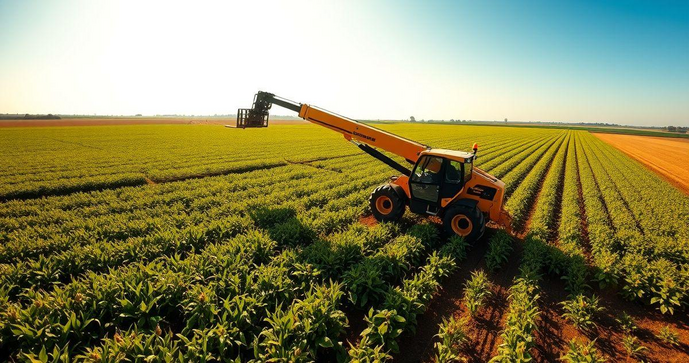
[411,156,443,184]
[445,160,463,184]
[463,161,473,182]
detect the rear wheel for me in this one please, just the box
[443,204,485,243]
[369,184,405,222]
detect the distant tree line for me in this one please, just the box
[0,114,61,120]
[666,126,688,133]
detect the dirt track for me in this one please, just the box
[594,133,689,195]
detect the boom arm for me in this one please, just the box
[243,92,429,172]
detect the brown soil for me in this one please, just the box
[395,246,689,362]
[534,274,689,362]
[0,117,306,128]
[359,214,378,227]
[394,228,522,362]
[573,138,594,262]
[593,133,689,195]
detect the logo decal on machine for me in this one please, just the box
[352,131,376,142]
[468,185,497,200]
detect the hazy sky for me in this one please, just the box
[1,0,687,126]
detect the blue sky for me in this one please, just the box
[0,0,687,126]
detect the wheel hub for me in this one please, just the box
[375,196,393,215]
[451,214,473,236]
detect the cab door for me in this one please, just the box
[408,155,444,214]
[439,159,465,201]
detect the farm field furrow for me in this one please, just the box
[594,133,689,195]
[588,135,689,239]
[576,132,689,314]
[585,137,685,257]
[0,124,687,362]
[0,134,553,303]
[0,129,542,268]
[490,135,573,362]
[0,165,392,300]
[503,133,567,229]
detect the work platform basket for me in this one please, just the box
[236,108,269,129]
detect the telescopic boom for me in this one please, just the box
[238,91,429,174]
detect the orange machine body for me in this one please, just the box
[299,105,427,164]
[391,159,512,231]
[239,91,512,235]
[298,103,511,230]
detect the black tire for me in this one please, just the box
[442,204,485,243]
[369,184,405,222]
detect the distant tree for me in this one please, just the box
[504,118,508,123]
[135,114,142,117]
[667,126,677,132]
[410,116,416,123]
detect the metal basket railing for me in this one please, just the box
[236,108,269,129]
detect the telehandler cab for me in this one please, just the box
[237,91,512,242]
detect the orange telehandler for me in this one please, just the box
[238,91,512,242]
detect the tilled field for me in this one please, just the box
[0,124,687,362]
[594,133,689,195]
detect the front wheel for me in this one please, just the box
[369,184,405,222]
[443,204,485,243]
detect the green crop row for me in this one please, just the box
[516,133,589,296]
[0,125,357,200]
[587,135,689,239]
[485,231,513,273]
[2,220,393,360]
[480,135,555,175]
[0,124,564,202]
[504,133,567,229]
[490,132,574,360]
[0,125,555,287]
[2,179,465,363]
[490,272,540,362]
[0,165,387,301]
[70,224,450,362]
[555,136,588,294]
[348,237,468,360]
[3,123,687,361]
[575,132,689,314]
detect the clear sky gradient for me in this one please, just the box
[1,0,687,126]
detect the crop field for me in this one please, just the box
[0,123,688,362]
[593,133,689,195]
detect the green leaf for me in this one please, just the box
[378,322,388,335]
[38,346,48,363]
[62,318,72,334]
[318,337,334,348]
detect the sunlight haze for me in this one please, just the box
[0,0,687,126]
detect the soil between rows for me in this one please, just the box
[388,227,519,362]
